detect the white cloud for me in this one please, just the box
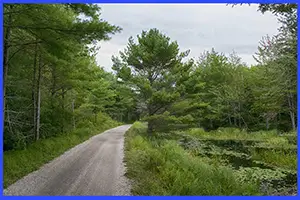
[95,3,280,71]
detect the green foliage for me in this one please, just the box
[3,4,125,151]
[235,167,287,188]
[124,123,261,195]
[113,28,192,133]
[234,166,297,195]
[109,4,297,134]
[4,4,297,195]
[258,4,297,15]
[283,131,297,145]
[144,111,195,133]
[251,149,296,170]
[124,123,297,195]
[260,137,289,147]
[185,127,279,141]
[184,128,297,169]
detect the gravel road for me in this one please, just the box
[4,125,132,196]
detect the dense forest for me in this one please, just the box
[120,4,297,196]
[3,3,297,151]
[3,4,132,151]
[112,5,297,135]
[3,3,297,195]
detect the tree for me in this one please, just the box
[258,3,297,15]
[112,28,189,134]
[230,3,297,15]
[254,9,297,131]
[3,4,122,150]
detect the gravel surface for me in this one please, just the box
[4,125,132,196]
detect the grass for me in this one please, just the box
[186,127,293,142]
[124,123,297,195]
[250,149,297,170]
[187,127,297,170]
[4,113,121,188]
[124,122,261,195]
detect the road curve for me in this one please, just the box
[4,125,132,196]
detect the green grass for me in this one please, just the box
[185,128,297,150]
[186,127,289,141]
[124,122,261,195]
[250,149,297,170]
[4,113,121,188]
[186,127,297,170]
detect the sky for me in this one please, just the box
[95,4,280,72]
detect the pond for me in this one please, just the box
[178,135,297,195]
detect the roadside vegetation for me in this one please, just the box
[125,122,297,195]
[3,4,129,187]
[120,4,297,196]
[3,3,297,195]
[4,113,120,188]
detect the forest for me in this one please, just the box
[3,3,297,196]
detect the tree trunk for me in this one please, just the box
[6,106,13,135]
[290,93,296,130]
[287,94,296,130]
[50,65,56,125]
[233,114,237,127]
[238,101,242,128]
[3,5,13,125]
[147,120,154,135]
[147,104,153,135]
[266,117,269,130]
[61,87,65,133]
[232,103,237,127]
[35,53,42,141]
[72,99,75,129]
[127,111,131,123]
[289,111,296,131]
[32,42,38,136]
[36,86,41,141]
[275,113,279,132]
[51,65,56,98]
[241,116,248,130]
[228,114,232,126]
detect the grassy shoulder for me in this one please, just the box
[124,122,262,195]
[4,113,121,188]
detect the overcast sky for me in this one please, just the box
[95,4,280,72]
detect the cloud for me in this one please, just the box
[95,4,280,71]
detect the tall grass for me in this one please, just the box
[186,127,283,141]
[251,149,297,170]
[124,122,261,195]
[186,127,297,170]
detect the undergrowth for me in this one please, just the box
[124,122,261,195]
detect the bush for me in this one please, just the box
[145,112,195,133]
